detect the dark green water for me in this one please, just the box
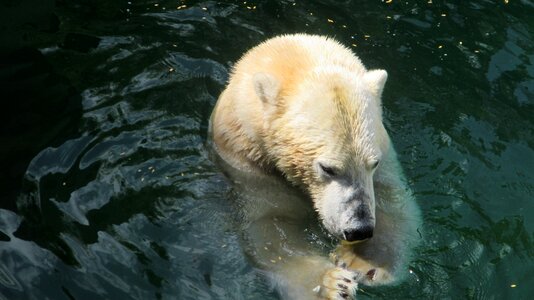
[1,0,533,299]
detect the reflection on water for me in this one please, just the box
[1,0,533,299]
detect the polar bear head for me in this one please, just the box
[254,68,389,242]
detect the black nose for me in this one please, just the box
[343,226,374,242]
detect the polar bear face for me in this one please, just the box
[254,69,389,242]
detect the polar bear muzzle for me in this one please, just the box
[342,224,374,242]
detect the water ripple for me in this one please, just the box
[79,131,144,169]
[120,53,227,95]
[83,101,165,132]
[52,181,115,226]
[26,136,94,180]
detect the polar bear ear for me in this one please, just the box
[253,72,280,107]
[363,69,388,98]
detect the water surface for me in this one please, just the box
[1,1,533,299]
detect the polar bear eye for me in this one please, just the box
[319,163,338,177]
[370,159,380,170]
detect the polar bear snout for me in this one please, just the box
[343,205,375,242]
[319,178,377,241]
[343,224,374,242]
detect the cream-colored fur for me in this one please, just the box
[209,34,421,300]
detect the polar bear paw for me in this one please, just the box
[330,247,392,286]
[314,267,362,300]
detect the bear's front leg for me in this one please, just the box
[330,244,393,287]
[275,255,364,300]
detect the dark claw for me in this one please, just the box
[343,278,351,283]
[339,292,349,299]
[366,269,376,280]
[337,283,348,290]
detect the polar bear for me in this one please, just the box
[209,34,421,300]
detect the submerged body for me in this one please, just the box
[209,34,421,299]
